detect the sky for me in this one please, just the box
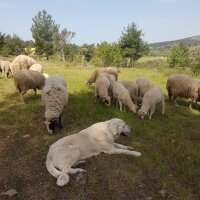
[0,0,200,45]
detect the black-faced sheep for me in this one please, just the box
[42,76,68,134]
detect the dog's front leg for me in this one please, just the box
[114,143,133,150]
[106,148,141,157]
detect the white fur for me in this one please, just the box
[46,118,141,186]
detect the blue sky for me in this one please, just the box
[0,0,199,45]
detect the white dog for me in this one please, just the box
[46,118,142,186]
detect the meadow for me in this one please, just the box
[0,60,199,200]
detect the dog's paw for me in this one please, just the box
[57,173,70,186]
[127,146,134,150]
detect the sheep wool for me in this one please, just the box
[0,60,11,78]
[136,77,153,97]
[166,74,200,108]
[14,69,46,102]
[10,54,36,74]
[42,75,68,134]
[87,67,119,87]
[29,63,43,73]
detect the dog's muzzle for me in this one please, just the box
[120,125,132,137]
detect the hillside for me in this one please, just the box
[149,35,200,48]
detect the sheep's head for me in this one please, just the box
[138,108,147,119]
[45,118,61,134]
[102,96,111,107]
[131,103,138,114]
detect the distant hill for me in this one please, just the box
[149,35,200,48]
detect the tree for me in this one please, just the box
[53,28,75,61]
[167,43,190,68]
[96,42,122,67]
[31,10,59,60]
[119,23,149,67]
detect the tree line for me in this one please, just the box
[0,9,149,67]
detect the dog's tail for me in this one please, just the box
[46,153,70,186]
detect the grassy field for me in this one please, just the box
[0,60,199,200]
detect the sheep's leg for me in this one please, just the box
[189,99,195,109]
[59,114,62,129]
[119,100,123,111]
[161,98,165,114]
[123,104,126,112]
[20,91,26,103]
[149,105,156,119]
[114,143,133,150]
[173,97,179,107]
[33,89,37,95]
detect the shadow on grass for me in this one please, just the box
[0,90,199,200]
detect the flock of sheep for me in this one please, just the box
[86,67,200,120]
[0,54,200,133]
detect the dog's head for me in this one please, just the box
[45,118,60,134]
[107,118,132,139]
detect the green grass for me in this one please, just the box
[0,60,199,200]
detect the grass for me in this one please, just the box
[0,60,199,200]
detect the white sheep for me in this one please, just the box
[166,74,200,109]
[86,67,120,87]
[112,81,138,113]
[95,73,112,106]
[136,77,153,97]
[138,86,165,119]
[10,54,36,75]
[13,69,46,103]
[43,73,49,79]
[42,75,68,134]
[29,63,43,73]
[118,80,138,104]
[0,60,11,78]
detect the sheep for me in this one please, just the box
[136,77,153,97]
[86,67,120,87]
[95,73,112,107]
[0,60,11,78]
[112,81,138,113]
[42,76,68,134]
[10,54,36,75]
[138,86,165,119]
[29,63,43,73]
[166,74,200,109]
[13,69,46,103]
[43,73,49,79]
[118,80,138,104]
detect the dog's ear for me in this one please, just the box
[107,121,120,136]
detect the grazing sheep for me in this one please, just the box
[86,67,120,87]
[14,70,46,103]
[0,60,11,78]
[42,76,68,134]
[118,80,138,104]
[112,81,138,113]
[29,63,43,73]
[95,73,112,106]
[10,54,36,75]
[136,77,153,97]
[138,86,165,119]
[166,74,200,109]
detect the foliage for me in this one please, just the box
[0,33,25,56]
[64,43,80,62]
[119,23,149,66]
[31,10,59,59]
[53,28,75,61]
[95,41,122,66]
[167,43,190,68]
[80,44,95,62]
